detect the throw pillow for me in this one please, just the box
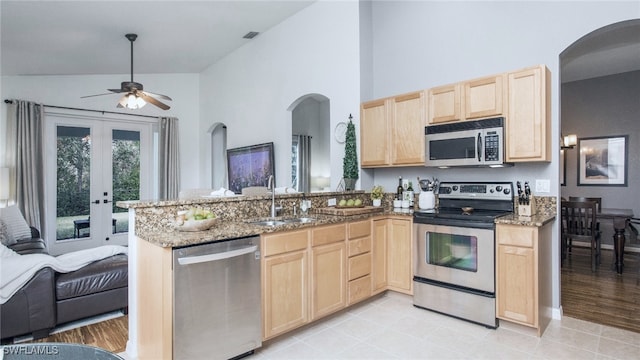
[0,243,19,258]
[0,205,32,242]
[0,219,14,246]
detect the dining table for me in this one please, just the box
[598,208,635,274]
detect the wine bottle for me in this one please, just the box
[396,176,403,200]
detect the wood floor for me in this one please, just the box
[18,248,639,354]
[561,247,640,333]
[30,315,128,354]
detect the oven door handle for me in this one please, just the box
[477,132,482,162]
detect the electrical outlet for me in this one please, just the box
[402,179,409,188]
[535,179,550,193]
[328,198,336,206]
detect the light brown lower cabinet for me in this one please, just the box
[496,222,553,336]
[386,217,413,294]
[372,219,388,294]
[262,229,310,340]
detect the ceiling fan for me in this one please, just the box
[81,33,172,110]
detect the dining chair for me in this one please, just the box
[561,200,602,271]
[567,197,602,252]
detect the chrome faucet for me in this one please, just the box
[267,175,277,218]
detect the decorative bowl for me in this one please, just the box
[175,217,219,232]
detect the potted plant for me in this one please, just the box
[342,115,359,191]
[370,185,384,207]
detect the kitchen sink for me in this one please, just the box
[283,217,316,224]
[248,220,287,227]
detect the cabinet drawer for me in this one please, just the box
[348,275,371,305]
[348,253,371,281]
[497,224,536,248]
[263,230,309,257]
[348,237,371,257]
[349,220,371,239]
[312,224,346,247]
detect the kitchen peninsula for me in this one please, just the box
[117,191,412,360]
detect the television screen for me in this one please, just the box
[227,142,275,194]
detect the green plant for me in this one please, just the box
[370,185,384,200]
[342,116,359,181]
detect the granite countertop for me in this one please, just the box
[139,209,412,248]
[495,212,556,227]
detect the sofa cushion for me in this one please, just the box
[0,206,32,244]
[55,254,128,301]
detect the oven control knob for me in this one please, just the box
[496,186,503,192]
[490,189,494,193]
[452,185,458,191]
[503,188,511,195]
[440,187,452,194]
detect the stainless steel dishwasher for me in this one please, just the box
[173,235,261,360]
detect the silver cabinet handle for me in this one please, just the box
[177,245,258,265]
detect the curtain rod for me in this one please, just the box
[4,99,159,119]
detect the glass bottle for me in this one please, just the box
[406,181,414,207]
[396,176,403,200]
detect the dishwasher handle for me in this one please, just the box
[177,245,258,265]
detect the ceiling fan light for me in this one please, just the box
[126,94,146,109]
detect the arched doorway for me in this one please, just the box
[559,19,640,332]
[288,94,331,193]
[208,122,227,189]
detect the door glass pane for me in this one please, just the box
[426,231,478,272]
[56,126,91,240]
[111,129,140,234]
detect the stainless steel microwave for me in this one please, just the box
[424,117,510,168]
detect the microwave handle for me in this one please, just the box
[477,132,482,162]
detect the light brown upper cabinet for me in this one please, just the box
[428,84,461,124]
[360,98,389,167]
[361,91,426,168]
[428,75,504,124]
[464,75,504,120]
[505,65,551,162]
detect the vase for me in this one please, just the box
[344,178,357,191]
[372,199,381,207]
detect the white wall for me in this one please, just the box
[199,1,361,191]
[1,73,201,194]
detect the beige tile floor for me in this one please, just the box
[251,292,640,360]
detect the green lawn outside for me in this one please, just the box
[56,212,129,240]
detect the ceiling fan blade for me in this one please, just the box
[141,90,172,101]
[81,92,118,98]
[108,88,127,93]
[139,92,170,110]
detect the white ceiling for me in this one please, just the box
[1,1,639,82]
[1,0,315,76]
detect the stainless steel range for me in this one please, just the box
[413,181,513,328]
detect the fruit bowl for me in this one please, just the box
[175,217,219,232]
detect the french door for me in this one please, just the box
[45,113,153,254]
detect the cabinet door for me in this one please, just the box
[372,219,388,294]
[428,84,461,124]
[496,244,536,326]
[390,91,426,165]
[464,75,504,120]
[361,99,389,167]
[506,65,551,162]
[263,250,308,339]
[311,242,346,320]
[387,218,413,294]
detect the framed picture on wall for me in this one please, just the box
[226,142,275,194]
[560,149,566,186]
[577,135,628,186]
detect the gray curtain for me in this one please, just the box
[7,100,45,231]
[295,135,312,193]
[158,116,180,200]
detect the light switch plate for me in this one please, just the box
[328,198,336,206]
[535,179,550,193]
